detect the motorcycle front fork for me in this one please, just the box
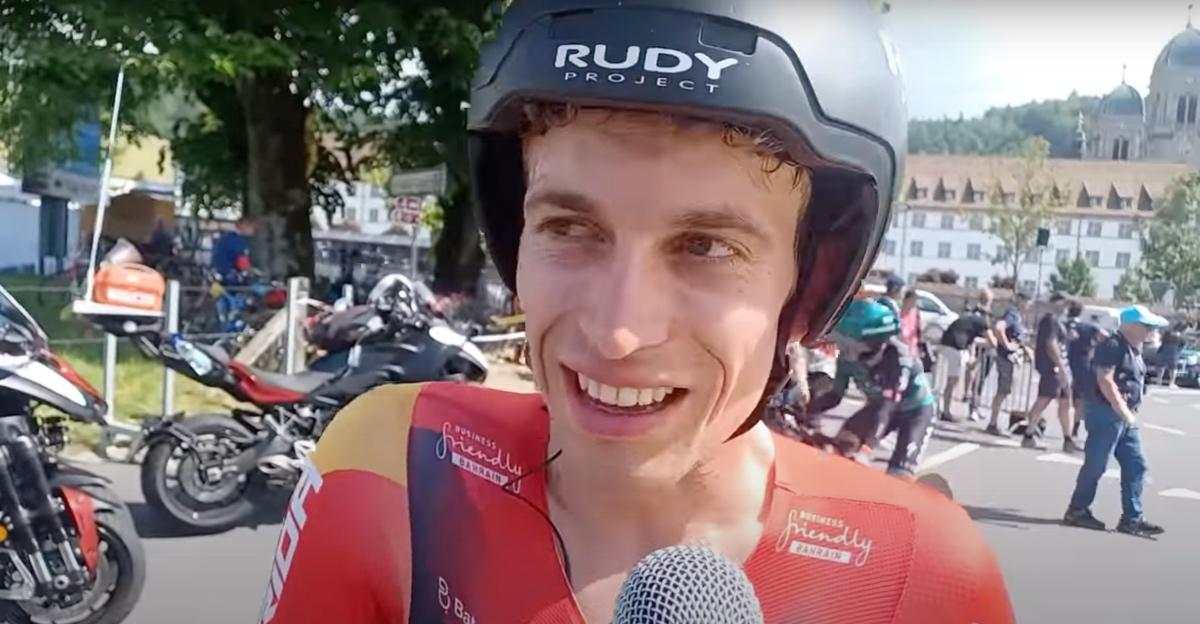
[0,431,88,595]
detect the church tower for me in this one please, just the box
[1145,12,1200,164]
[1089,71,1144,161]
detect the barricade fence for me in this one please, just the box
[927,343,1039,428]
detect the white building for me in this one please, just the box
[874,154,1192,299]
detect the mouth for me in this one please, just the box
[559,366,689,437]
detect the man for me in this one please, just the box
[1156,325,1182,386]
[987,292,1033,437]
[808,300,937,478]
[211,217,257,284]
[1021,293,1078,451]
[258,3,1012,623]
[1065,302,1107,438]
[962,288,996,417]
[939,306,994,421]
[1064,305,1167,537]
[879,274,905,316]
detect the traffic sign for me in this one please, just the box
[388,164,446,197]
[392,196,423,225]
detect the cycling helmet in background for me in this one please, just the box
[468,0,907,344]
[832,299,901,344]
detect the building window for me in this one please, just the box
[1055,219,1071,235]
[1111,137,1131,161]
[883,239,896,256]
[1190,95,1198,124]
[1021,280,1036,293]
[1024,247,1039,263]
[1121,198,1133,209]
[1002,192,1016,205]
[1118,223,1134,239]
[916,188,928,199]
[964,276,979,289]
[369,185,387,199]
[940,214,954,229]
[346,208,357,222]
[995,245,1008,262]
[968,215,984,230]
[938,242,952,258]
[1085,250,1100,267]
[1056,249,1071,264]
[1086,221,1103,237]
[910,241,923,257]
[1116,252,1131,268]
[1178,96,1189,124]
[1091,196,1103,208]
[945,190,957,201]
[967,244,981,260]
[369,209,380,223]
[910,212,926,228]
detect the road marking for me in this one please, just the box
[1143,423,1186,436]
[919,442,979,471]
[1036,453,1151,482]
[1159,488,1200,500]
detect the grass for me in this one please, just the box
[1,274,235,452]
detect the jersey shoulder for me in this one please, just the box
[312,382,548,483]
[771,436,1013,622]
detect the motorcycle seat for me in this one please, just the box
[248,368,337,395]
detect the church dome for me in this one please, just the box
[1099,82,1144,117]
[1155,26,1200,69]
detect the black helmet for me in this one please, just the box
[468,0,906,342]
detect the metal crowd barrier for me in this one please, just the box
[927,343,1038,427]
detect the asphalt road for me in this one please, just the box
[84,386,1200,624]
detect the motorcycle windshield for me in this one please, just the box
[0,285,48,348]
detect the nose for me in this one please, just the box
[578,249,670,360]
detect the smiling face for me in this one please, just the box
[517,108,809,481]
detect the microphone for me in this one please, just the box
[612,545,764,624]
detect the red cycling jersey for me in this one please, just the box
[259,382,1014,624]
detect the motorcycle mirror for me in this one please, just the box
[348,344,363,369]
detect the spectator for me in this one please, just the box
[899,289,922,360]
[1065,301,1107,439]
[878,274,905,316]
[1156,325,1182,386]
[1021,293,1078,452]
[939,308,995,421]
[986,291,1033,437]
[211,217,257,284]
[963,288,996,416]
[1064,305,1168,537]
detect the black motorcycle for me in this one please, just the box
[0,287,145,624]
[127,286,486,533]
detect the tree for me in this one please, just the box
[1138,173,1200,305]
[1114,268,1153,303]
[986,137,1059,285]
[910,93,1100,158]
[1049,254,1098,297]
[0,1,496,286]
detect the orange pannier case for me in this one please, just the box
[93,264,166,312]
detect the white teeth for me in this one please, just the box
[636,388,654,406]
[576,372,677,408]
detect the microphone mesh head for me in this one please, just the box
[612,545,764,624]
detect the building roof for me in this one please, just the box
[1156,26,1200,69]
[1099,82,1144,118]
[903,154,1192,216]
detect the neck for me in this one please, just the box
[546,423,775,550]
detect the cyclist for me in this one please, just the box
[259,2,1013,623]
[808,300,938,478]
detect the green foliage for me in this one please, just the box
[1138,173,1200,305]
[1114,268,1153,303]
[910,93,1099,158]
[986,137,1060,284]
[1050,254,1098,297]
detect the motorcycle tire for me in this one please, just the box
[0,502,146,624]
[141,414,263,534]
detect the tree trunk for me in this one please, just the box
[237,73,314,279]
[432,174,485,295]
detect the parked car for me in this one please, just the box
[861,284,958,344]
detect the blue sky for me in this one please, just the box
[888,1,1192,119]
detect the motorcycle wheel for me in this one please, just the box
[0,503,146,624]
[140,415,264,533]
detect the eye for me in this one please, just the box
[539,217,602,241]
[682,235,737,259]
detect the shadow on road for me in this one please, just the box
[932,427,1024,451]
[963,505,1064,530]
[128,501,286,539]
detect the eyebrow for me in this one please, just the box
[524,188,771,243]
